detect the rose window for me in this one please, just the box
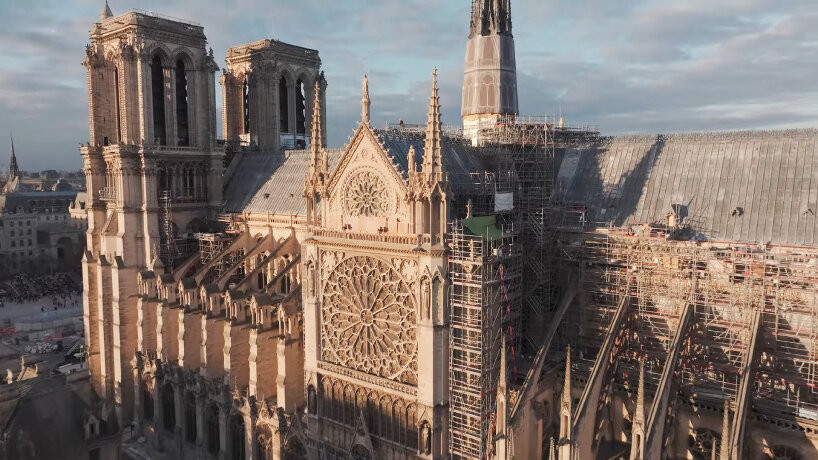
[321,256,417,384]
[343,170,390,217]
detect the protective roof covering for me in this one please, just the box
[555,130,818,246]
[223,149,343,214]
[462,215,504,240]
[373,130,486,193]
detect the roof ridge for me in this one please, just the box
[602,128,818,144]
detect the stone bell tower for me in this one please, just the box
[461,0,519,144]
[81,4,221,423]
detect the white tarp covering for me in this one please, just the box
[495,192,514,212]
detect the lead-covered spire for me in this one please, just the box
[100,0,113,22]
[462,0,518,136]
[8,134,19,180]
[470,0,512,38]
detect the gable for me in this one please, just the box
[325,125,409,220]
[327,124,408,197]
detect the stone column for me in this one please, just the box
[137,53,151,145]
[287,81,296,135]
[304,81,314,146]
[132,354,144,435]
[165,65,178,146]
[151,376,162,449]
[244,410,257,460]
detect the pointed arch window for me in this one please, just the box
[207,404,220,454]
[114,66,122,142]
[161,383,176,431]
[151,55,167,145]
[279,76,289,133]
[230,414,246,460]
[185,392,197,443]
[243,77,251,135]
[175,59,190,146]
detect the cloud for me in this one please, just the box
[0,0,815,171]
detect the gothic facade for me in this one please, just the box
[81,2,818,460]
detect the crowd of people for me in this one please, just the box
[0,273,80,308]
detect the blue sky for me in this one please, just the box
[0,0,817,171]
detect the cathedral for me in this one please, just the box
[81,1,818,459]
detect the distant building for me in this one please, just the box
[0,141,85,276]
[69,192,89,232]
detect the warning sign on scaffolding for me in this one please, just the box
[495,192,514,212]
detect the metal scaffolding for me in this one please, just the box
[196,232,242,285]
[476,115,558,355]
[158,190,200,272]
[447,214,521,460]
[558,229,818,421]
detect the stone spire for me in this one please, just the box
[310,81,324,156]
[361,74,370,125]
[100,0,113,22]
[8,134,19,180]
[494,334,510,459]
[629,360,646,460]
[422,68,442,183]
[470,0,512,38]
[548,437,556,460]
[558,345,573,460]
[561,345,572,413]
[305,81,326,204]
[719,399,730,460]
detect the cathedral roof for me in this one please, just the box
[373,130,486,193]
[0,374,115,460]
[180,277,197,290]
[555,129,818,246]
[224,149,343,215]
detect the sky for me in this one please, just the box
[0,0,817,171]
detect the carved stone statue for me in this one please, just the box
[420,421,432,455]
[307,385,317,415]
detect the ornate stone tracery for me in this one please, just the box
[342,169,391,217]
[321,256,417,384]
